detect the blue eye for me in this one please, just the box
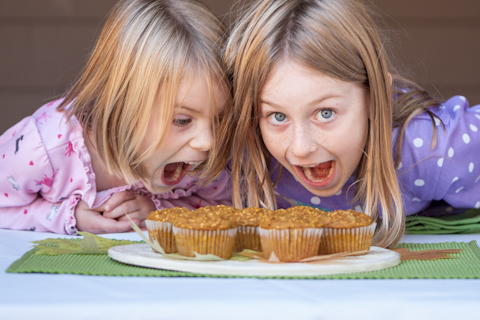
[320,110,333,118]
[316,109,335,122]
[274,113,286,122]
[173,118,192,126]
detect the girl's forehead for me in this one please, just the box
[175,74,228,111]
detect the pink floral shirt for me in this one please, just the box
[0,100,232,234]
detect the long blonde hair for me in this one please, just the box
[225,0,441,248]
[58,0,231,185]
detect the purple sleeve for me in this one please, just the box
[397,95,480,213]
[432,96,480,208]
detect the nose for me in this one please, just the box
[189,125,213,152]
[289,124,317,159]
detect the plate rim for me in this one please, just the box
[108,244,401,277]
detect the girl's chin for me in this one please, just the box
[302,184,340,197]
[143,181,175,194]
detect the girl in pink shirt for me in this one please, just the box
[0,0,232,235]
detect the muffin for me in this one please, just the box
[231,207,273,252]
[318,209,375,255]
[258,206,325,262]
[193,204,237,217]
[172,206,238,259]
[146,207,191,253]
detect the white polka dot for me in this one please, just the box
[440,105,446,109]
[453,104,461,112]
[470,124,478,132]
[355,205,363,212]
[448,147,454,158]
[414,179,425,187]
[476,176,480,183]
[455,186,464,193]
[396,162,403,170]
[475,109,480,113]
[310,196,321,205]
[335,189,342,196]
[434,117,441,126]
[412,197,421,202]
[446,207,454,213]
[469,162,474,173]
[452,177,459,184]
[475,201,480,209]
[437,158,444,167]
[459,96,466,102]
[475,114,480,120]
[463,134,471,144]
[413,138,424,148]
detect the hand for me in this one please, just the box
[74,199,140,234]
[102,191,156,228]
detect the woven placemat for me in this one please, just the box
[6,240,480,279]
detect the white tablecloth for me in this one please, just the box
[1,229,479,320]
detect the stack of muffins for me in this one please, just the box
[146,205,375,261]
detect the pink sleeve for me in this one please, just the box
[147,170,233,210]
[0,117,79,234]
[0,195,80,234]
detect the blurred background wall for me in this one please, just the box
[1,0,479,134]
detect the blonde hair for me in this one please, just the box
[58,0,231,184]
[226,0,441,248]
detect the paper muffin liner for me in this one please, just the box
[145,220,177,253]
[318,222,377,255]
[234,225,262,252]
[172,226,237,259]
[258,227,323,262]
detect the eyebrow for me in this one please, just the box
[177,105,201,114]
[261,94,342,109]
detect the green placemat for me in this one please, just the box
[406,209,480,234]
[6,240,480,279]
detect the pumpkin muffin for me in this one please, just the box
[231,207,273,252]
[172,206,238,259]
[146,207,191,253]
[193,204,237,218]
[258,206,325,262]
[318,209,376,255]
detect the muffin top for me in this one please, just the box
[193,205,237,218]
[259,206,325,229]
[231,207,273,226]
[147,207,191,223]
[173,206,238,230]
[320,209,373,228]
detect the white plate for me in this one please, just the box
[108,244,401,277]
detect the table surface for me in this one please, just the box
[1,229,479,320]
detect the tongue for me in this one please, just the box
[310,161,332,178]
[165,162,180,172]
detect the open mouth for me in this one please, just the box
[162,161,202,185]
[295,161,336,187]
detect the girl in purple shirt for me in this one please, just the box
[0,0,232,234]
[225,0,480,248]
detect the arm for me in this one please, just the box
[0,195,79,234]
[0,116,77,234]
[432,97,480,208]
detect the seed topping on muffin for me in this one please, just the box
[320,209,373,228]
